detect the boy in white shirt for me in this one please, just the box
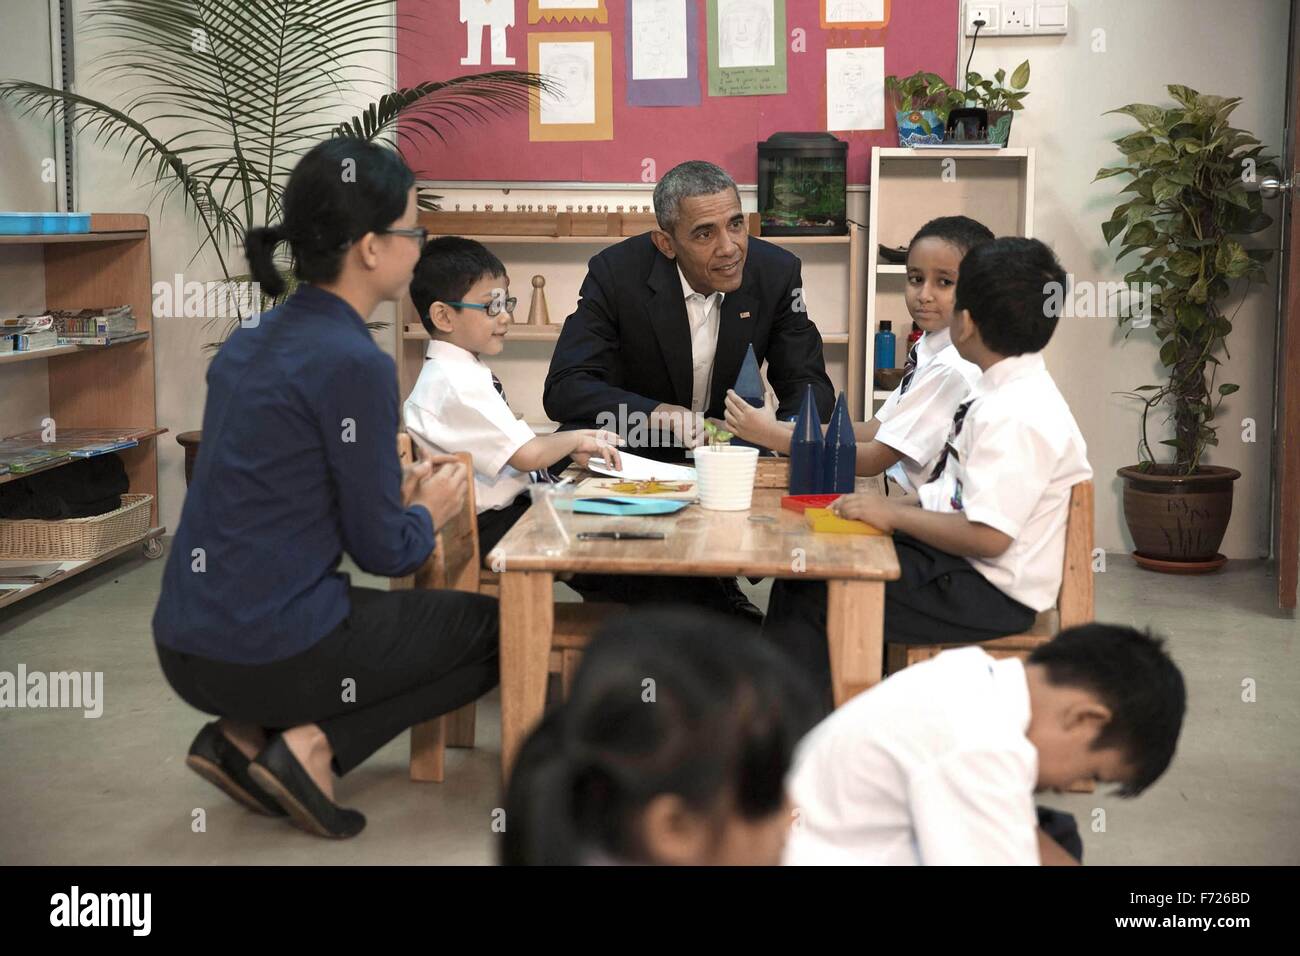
[404,237,622,554]
[723,216,989,493]
[766,237,1091,691]
[784,624,1186,865]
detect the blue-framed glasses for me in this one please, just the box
[445,296,518,317]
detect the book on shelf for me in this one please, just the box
[22,306,137,338]
[67,439,139,457]
[4,329,60,352]
[57,330,149,347]
[0,314,54,333]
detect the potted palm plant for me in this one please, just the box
[963,60,1030,145]
[1097,85,1278,572]
[1,0,542,485]
[885,71,964,147]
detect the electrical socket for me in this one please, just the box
[965,1,1000,37]
[1001,2,1034,34]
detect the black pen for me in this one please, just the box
[577,532,666,541]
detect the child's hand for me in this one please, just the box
[571,429,624,472]
[829,493,897,532]
[724,388,782,448]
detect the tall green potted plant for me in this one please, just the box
[1,0,542,485]
[1097,85,1278,571]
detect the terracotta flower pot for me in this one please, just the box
[1117,464,1240,569]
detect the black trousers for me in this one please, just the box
[156,586,499,776]
[765,532,1036,691]
[477,492,533,557]
[1038,807,1084,862]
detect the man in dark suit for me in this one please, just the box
[543,160,835,620]
[544,160,834,458]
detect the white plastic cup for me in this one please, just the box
[694,445,760,511]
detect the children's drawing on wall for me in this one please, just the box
[826,0,884,22]
[539,42,597,125]
[718,0,775,69]
[632,0,689,81]
[460,0,516,66]
[530,0,609,23]
[825,47,884,131]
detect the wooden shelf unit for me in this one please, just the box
[0,213,164,608]
[866,147,1035,409]
[398,209,867,421]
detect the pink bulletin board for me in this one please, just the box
[395,0,959,185]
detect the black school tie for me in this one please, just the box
[492,372,554,484]
[927,399,974,484]
[899,340,921,395]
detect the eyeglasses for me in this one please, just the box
[378,226,429,250]
[445,296,518,317]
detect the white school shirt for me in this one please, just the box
[873,328,981,494]
[679,265,723,414]
[918,352,1092,611]
[402,339,536,513]
[784,647,1040,866]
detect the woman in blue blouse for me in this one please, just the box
[153,139,498,839]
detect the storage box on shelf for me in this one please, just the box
[865,148,1035,405]
[0,214,165,609]
[396,208,867,421]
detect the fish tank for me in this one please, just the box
[757,132,848,236]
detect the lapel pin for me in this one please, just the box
[740,311,751,319]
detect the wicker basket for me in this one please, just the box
[0,493,153,560]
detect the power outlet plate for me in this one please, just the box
[1001,2,1034,34]
[964,1,1000,36]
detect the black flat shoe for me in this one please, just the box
[248,735,366,839]
[185,722,286,817]
[720,577,765,626]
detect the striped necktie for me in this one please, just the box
[927,399,974,484]
[492,372,554,484]
[899,339,921,395]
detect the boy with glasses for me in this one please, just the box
[404,237,622,553]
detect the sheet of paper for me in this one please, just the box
[586,451,697,482]
[632,0,689,80]
[717,0,775,68]
[826,46,884,131]
[539,41,597,125]
[825,0,884,23]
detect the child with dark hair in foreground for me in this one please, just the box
[501,609,820,866]
[784,624,1187,865]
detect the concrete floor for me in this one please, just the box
[1,545,1297,865]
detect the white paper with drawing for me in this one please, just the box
[718,0,775,69]
[460,0,516,66]
[539,42,597,125]
[826,47,884,131]
[825,0,884,22]
[540,0,599,7]
[632,0,689,80]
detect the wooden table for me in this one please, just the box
[490,480,900,778]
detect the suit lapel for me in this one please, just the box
[646,252,694,408]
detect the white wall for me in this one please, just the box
[962,0,1290,557]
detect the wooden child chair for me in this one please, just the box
[393,433,621,781]
[885,481,1096,672]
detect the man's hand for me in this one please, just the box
[411,460,469,530]
[570,429,624,471]
[401,459,433,508]
[724,388,790,451]
[650,403,704,448]
[829,493,901,532]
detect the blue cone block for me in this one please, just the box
[732,344,766,450]
[788,383,824,495]
[822,392,856,494]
